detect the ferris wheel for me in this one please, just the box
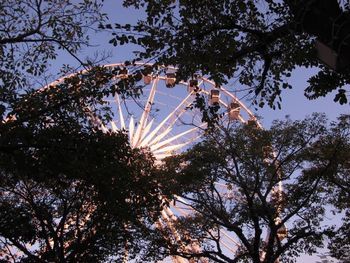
[44,62,258,156]
[45,62,283,263]
[94,62,263,263]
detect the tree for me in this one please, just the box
[0,63,167,262]
[0,0,106,120]
[312,115,350,263]
[154,114,349,263]
[0,131,161,262]
[328,213,350,263]
[108,0,350,107]
[0,1,165,260]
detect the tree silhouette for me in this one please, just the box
[156,114,349,263]
[0,1,165,261]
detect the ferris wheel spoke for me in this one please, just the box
[147,126,173,147]
[158,214,188,263]
[139,118,154,143]
[218,238,237,254]
[151,129,203,156]
[110,120,118,132]
[133,78,159,146]
[160,210,182,243]
[116,94,126,130]
[129,116,135,146]
[171,204,188,217]
[139,92,194,147]
[150,126,199,152]
[152,142,188,155]
[166,100,199,129]
[221,230,241,247]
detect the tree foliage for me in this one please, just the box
[0,1,166,261]
[155,114,350,263]
[314,115,350,262]
[0,65,166,262]
[0,0,106,119]
[0,131,161,262]
[108,0,350,108]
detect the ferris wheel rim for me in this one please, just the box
[41,62,259,125]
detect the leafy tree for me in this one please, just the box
[0,1,164,260]
[312,115,350,263]
[0,131,161,262]
[155,114,349,263]
[328,213,350,263]
[0,0,106,119]
[0,62,167,262]
[108,0,350,108]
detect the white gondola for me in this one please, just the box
[209,89,220,104]
[165,73,176,88]
[228,101,240,120]
[187,79,198,93]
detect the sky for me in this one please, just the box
[51,1,348,262]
